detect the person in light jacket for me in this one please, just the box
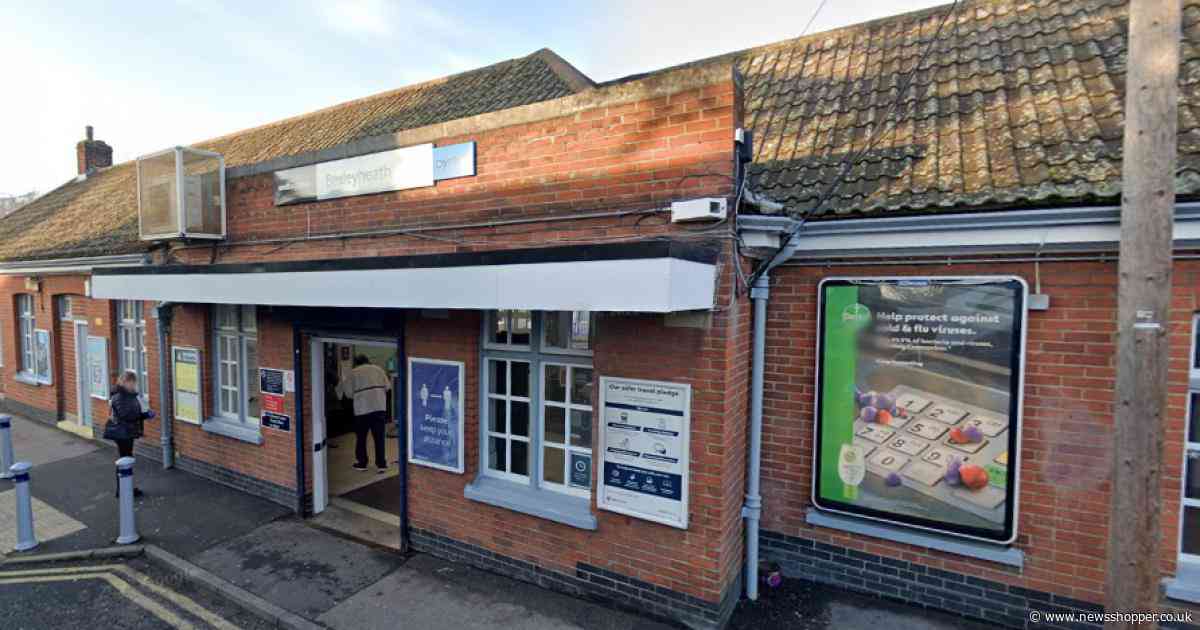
[105,370,155,497]
[338,355,392,473]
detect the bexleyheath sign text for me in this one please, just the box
[273,141,476,205]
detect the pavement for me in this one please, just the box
[0,414,991,629]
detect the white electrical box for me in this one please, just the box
[671,197,727,223]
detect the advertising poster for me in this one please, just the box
[172,347,202,424]
[407,358,464,473]
[597,377,691,529]
[262,412,291,432]
[813,277,1026,543]
[86,336,109,399]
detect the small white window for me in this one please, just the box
[484,358,531,481]
[1180,316,1200,567]
[16,294,35,376]
[57,295,74,321]
[480,310,595,499]
[542,311,595,355]
[213,305,259,425]
[540,362,594,497]
[486,309,531,349]
[117,301,148,401]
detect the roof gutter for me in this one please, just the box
[737,201,1200,260]
[0,253,150,276]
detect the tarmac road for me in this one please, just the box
[0,557,274,630]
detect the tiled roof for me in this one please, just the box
[0,49,590,262]
[740,0,1200,217]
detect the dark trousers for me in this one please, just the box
[354,411,388,468]
[111,438,135,493]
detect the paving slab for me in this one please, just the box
[190,519,404,619]
[0,415,290,559]
[318,553,676,630]
[4,413,97,467]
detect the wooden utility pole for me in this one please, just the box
[1106,1,1182,628]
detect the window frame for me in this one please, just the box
[210,305,259,427]
[540,310,596,357]
[479,311,595,498]
[539,361,595,498]
[1181,316,1200,565]
[16,294,35,377]
[117,300,148,403]
[57,295,74,321]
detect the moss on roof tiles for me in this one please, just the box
[740,0,1200,218]
[8,0,1200,262]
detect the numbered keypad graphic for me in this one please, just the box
[849,385,1013,523]
[906,419,948,441]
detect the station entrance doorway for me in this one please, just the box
[309,336,400,518]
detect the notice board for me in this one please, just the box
[86,336,109,399]
[597,377,691,529]
[172,347,202,424]
[813,276,1027,544]
[407,358,465,473]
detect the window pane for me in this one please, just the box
[545,406,566,444]
[511,310,531,345]
[1190,393,1200,443]
[511,440,529,476]
[569,410,592,448]
[488,360,507,395]
[511,401,530,437]
[488,437,507,472]
[543,446,565,485]
[491,311,508,345]
[245,338,260,419]
[572,368,594,406]
[216,305,238,329]
[545,365,566,402]
[545,311,592,351]
[1185,507,1200,555]
[489,398,507,433]
[1187,453,1200,500]
[510,361,530,398]
[241,305,257,332]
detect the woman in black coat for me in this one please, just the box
[105,370,155,497]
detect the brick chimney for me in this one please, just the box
[76,125,113,175]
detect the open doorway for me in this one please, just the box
[310,336,400,517]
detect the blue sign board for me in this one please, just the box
[262,412,290,433]
[407,358,465,473]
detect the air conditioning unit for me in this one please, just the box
[671,197,728,223]
[137,146,226,240]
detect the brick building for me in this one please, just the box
[2,1,1200,628]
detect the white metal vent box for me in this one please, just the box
[671,197,727,223]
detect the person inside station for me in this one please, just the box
[337,354,392,473]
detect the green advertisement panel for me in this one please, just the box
[813,277,1027,544]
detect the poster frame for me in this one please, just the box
[596,376,692,530]
[406,357,465,474]
[172,345,203,425]
[810,275,1027,545]
[86,335,110,400]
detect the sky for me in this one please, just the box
[0,0,947,197]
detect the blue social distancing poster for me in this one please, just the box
[408,358,465,473]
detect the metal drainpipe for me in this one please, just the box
[155,302,175,469]
[744,271,770,600]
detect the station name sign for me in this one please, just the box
[273,141,475,205]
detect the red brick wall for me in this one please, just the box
[162,304,298,490]
[168,79,738,267]
[402,260,747,602]
[756,259,1196,606]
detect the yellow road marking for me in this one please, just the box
[0,564,242,630]
[0,572,195,629]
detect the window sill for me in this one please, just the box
[465,475,597,530]
[202,418,263,445]
[805,509,1024,568]
[1166,563,1200,604]
[14,373,42,386]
